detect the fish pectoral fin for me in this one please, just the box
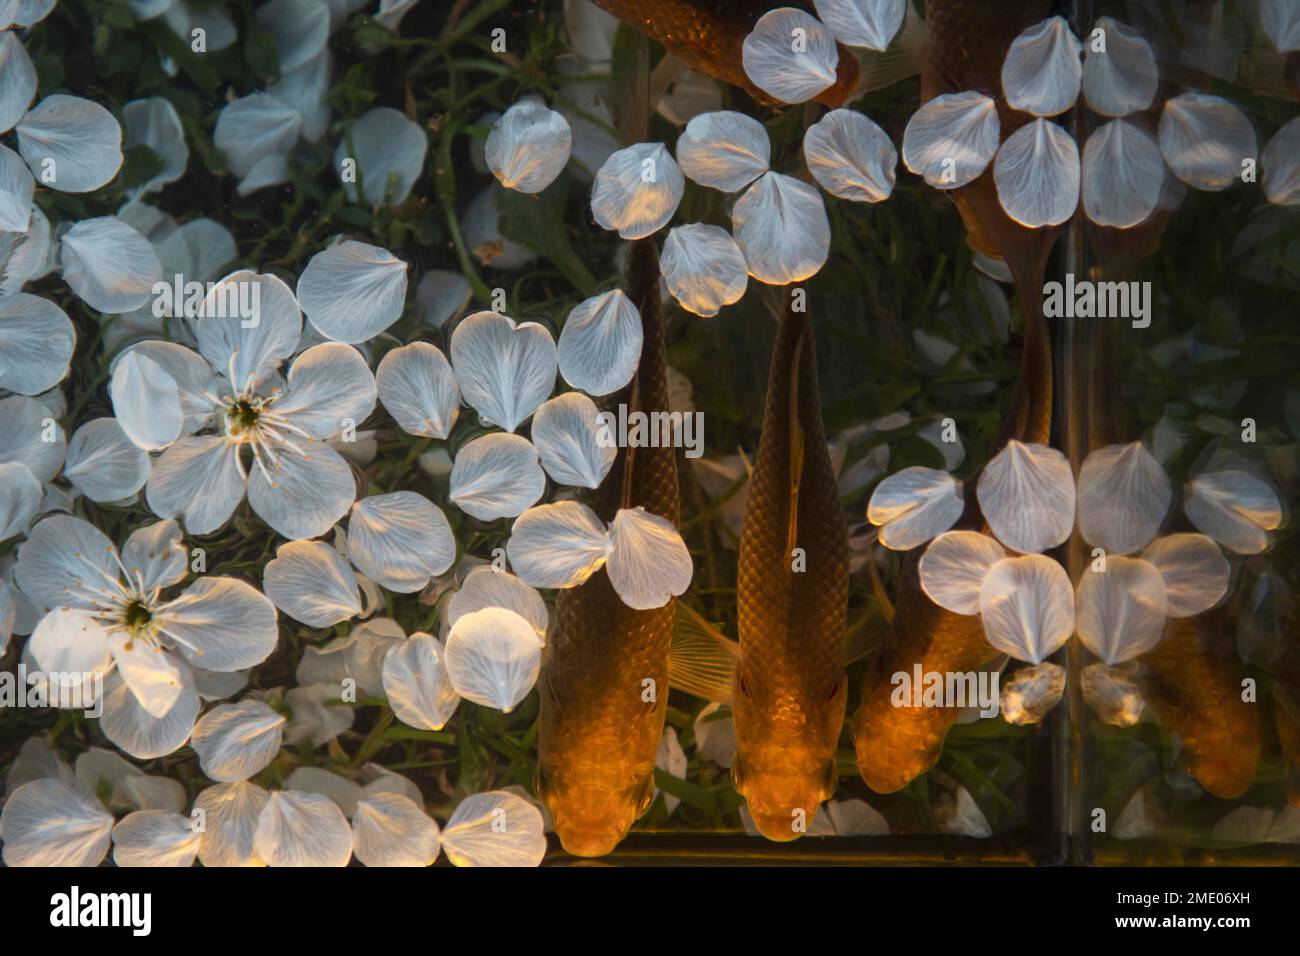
[843,601,890,666]
[851,1,927,95]
[669,602,741,704]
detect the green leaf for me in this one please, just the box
[244,30,281,85]
[497,180,598,297]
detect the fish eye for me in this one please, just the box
[737,672,751,699]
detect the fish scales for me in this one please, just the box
[537,238,680,858]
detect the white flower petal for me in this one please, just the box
[977,440,1076,554]
[506,501,611,589]
[109,632,184,719]
[296,240,408,344]
[901,91,999,189]
[274,342,377,438]
[0,295,73,396]
[486,99,572,194]
[196,270,303,390]
[732,170,830,284]
[284,767,364,816]
[0,142,33,231]
[978,555,1075,664]
[531,391,616,489]
[0,31,36,134]
[416,269,471,328]
[1001,16,1082,117]
[590,142,684,239]
[348,492,456,593]
[1077,441,1171,555]
[100,667,200,759]
[450,310,557,432]
[993,118,1080,228]
[1082,17,1158,117]
[236,152,290,195]
[441,790,546,867]
[918,530,1007,615]
[247,440,357,540]
[741,7,839,105]
[1075,556,1168,664]
[447,566,548,637]
[110,349,183,451]
[655,726,688,815]
[264,539,361,627]
[191,699,286,783]
[867,466,964,551]
[145,435,246,536]
[121,519,188,593]
[1184,469,1282,555]
[1261,0,1300,53]
[0,204,51,296]
[804,109,897,203]
[28,607,113,681]
[60,216,162,313]
[123,96,188,193]
[1082,118,1163,228]
[935,787,992,838]
[606,506,692,610]
[660,223,748,318]
[213,92,301,180]
[444,607,543,711]
[334,106,427,205]
[194,780,270,867]
[0,779,113,867]
[813,0,905,51]
[15,514,118,612]
[462,185,537,269]
[557,289,642,397]
[115,340,219,434]
[448,432,546,521]
[382,633,460,731]
[1081,661,1144,726]
[0,461,40,541]
[376,341,461,439]
[253,790,354,867]
[675,110,770,192]
[112,809,201,867]
[295,618,404,697]
[284,683,354,746]
[17,94,123,192]
[1142,533,1230,618]
[159,575,279,672]
[352,792,441,867]
[1263,116,1300,208]
[1158,93,1256,192]
[255,0,329,72]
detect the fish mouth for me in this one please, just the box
[555,824,628,858]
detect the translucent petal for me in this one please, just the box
[416,269,471,328]
[284,683,353,746]
[901,91,999,189]
[1082,17,1158,117]
[0,296,73,396]
[741,7,839,105]
[274,342,376,439]
[993,118,1080,228]
[999,660,1066,724]
[530,391,616,489]
[557,288,642,396]
[1142,533,1230,618]
[441,790,546,867]
[194,780,270,867]
[506,501,611,589]
[447,567,548,638]
[334,106,427,205]
[109,348,183,451]
[448,433,546,521]
[1263,117,1300,208]
[253,790,354,867]
[1001,16,1082,117]
[486,99,572,194]
[0,30,36,134]
[813,0,905,51]
[213,92,301,180]
[17,94,123,192]
[284,767,364,816]
[444,607,543,711]
[0,203,50,295]
[1158,93,1256,191]
[123,96,188,193]
[606,506,693,610]
[1184,469,1282,555]
[461,185,537,269]
[74,750,185,813]
[158,575,279,672]
[348,492,456,593]
[918,530,1006,615]
[145,435,246,536]
[60,216,162,313]
[978,555,1075,664]
[15,514,117,612]
[27,607,112,684]
[1075,556,1166,664]
[0,397,64,489]
[117,340,219,433]
[196,270,302,390]
[381,633,460,731]
[1081,661,1144,726]
[353,792,441,867]
[804,109,897,203]
[675,111,770,192]
[100,667,200,759]
[1082,119,1163,228]
[934,787,991,838]
[0,143,32,232]
[112,809,201,867]
[866,466,964,551]
[1261,0,1300,53]
[191,699,286,783]
[236,151,290,195]
[295,618,404,698]
[246,439,357,540]
[263,539,361,628]
[376,341,460,439]
[254,0,329,72]
[11,0,56,27]
[296,240,408,344]
[1076,441,1170,554]
[0,778,113,867]
[449,311,557,432]
[268,49,332,142]
[732,170,830,284]
[590,142,684,239]
[977,440,1076,554]
[120,519,188,593]
[109,632,184,718]
[660,223,748,317]
[0,462,40,541]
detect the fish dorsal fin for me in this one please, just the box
[668,603,740,704]
[786,317,807,555]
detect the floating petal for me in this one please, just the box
[867,466,964,551]
[741,7,839,105]
[376,341,460,439]
[17,94,122,192]
[558,288,642,397]
[63,418,150,504]
[253,790,353,867]
[1075,556,1168,664]
[675,111,770,192]
[660,224,748,318]
[254,0,329,72]
[1142,533,1230,618]
[1261,0,1300,53]
[0,778,113,867]
[1082,17,1158,117]
[979,555,1075,663]
[1076,441,1170,554]
[506,501,610,589]
[448,432,546,521]
[193,780,269,867]
[284,684,354,746]
[296,240,408,344]
[123,97,188,193]
[993,118,1080,228]
[441,790,546,867]
[110,349,183,451]
[382,632,460,731]
[977,440,1076,554]
[901,91,999,189]
[531,391,616,489]
[444,607,543,712]
[1158,93,1256,191]
[348,492,456,593]
[804,109,896,203]
[353,792,441,867]
[450,311,557,432]
[813,0,905,51]
[60,216,162,313]
[0,31,36,134]
[416,269,471,328]
[918,530,1006,615]
[1082,118,1163,228]
[112,809,201,867]
[590,142,684,239]
[1263,117,1300,207]
[335,106,427,205]
[213,92,301,180]
[0,143,32,231]
[0,293,74,395]
[191,699,286,783]
[0,462,39,541]
[263,539,361,628]
[485,99,572,194]
[732,170,830,284]
[1001,16,1082,117]
[606,507,692,609]
[1184,469,1282,555]
[447,567,548,637]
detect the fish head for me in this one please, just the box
[730,663,847,841]
[536,758,655,858]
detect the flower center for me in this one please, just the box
[123,599,153,631]
[225,397,264,436]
